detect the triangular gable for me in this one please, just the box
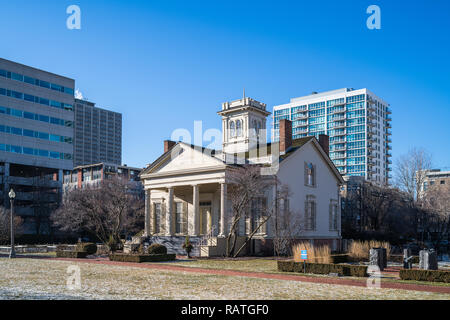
[140,142,226,176]
[279,138,344,184]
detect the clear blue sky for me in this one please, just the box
[1,0,449,169]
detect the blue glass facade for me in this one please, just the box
[273,89,392,184]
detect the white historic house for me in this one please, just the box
[139,96,344,256]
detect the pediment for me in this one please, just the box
[146,143,226,175]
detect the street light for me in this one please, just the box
[8,188,16,259]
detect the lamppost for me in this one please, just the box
[8,188,16,259]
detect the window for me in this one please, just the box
[304,162,316,187]
[154,203,162,233]
[250,197,268,235]
[175,202,185,234]
[329,200,338,231]
[305,196,316,231]
[236,120,242,137]
[230,121,235,138]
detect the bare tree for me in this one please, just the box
[272,185,303,256]
[225,165,276,257]
[395,147,432,201]
[0,207,23,245]
[421,183,450,251]
[51,177,144,251]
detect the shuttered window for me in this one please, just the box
[305,196,316,231]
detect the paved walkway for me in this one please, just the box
[48,256,450,295]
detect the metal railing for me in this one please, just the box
[199,225,217,247]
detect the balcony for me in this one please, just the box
[385,122,392,129]
[292,113,308,120]
[386,145,392,150]
[386,129,392,136]
[329,108,346,114]
[332,153,346,160]
[367,120,376,127]
[386,152,392,157]
[385,116,392,121]
[386,107,392,114]
[367,144,375,150]
[386,137,392,143]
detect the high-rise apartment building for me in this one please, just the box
[73,98,122,167]
[272,88,392,185]
[0,58,75,233]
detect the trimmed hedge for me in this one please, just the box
[147,243,167,255]
[75,242,97,255]
[399,269,450,283]
[389,255,419,264]
[56,250,88,258]
[330,254,349,264]
[109,253,176,263]
[277,260,368,277]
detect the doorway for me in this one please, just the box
[200,201,212,235]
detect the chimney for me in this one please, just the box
[164,140,176,153]
[279,119,292,154]
[319,134,329,156]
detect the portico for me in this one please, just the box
[144,181,229,238]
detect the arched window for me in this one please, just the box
[304,162,316,187]
[230,121,235,138]
[236,120,242,137]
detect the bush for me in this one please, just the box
[56,250,88,258]
[348,240,391,262]
[182,236,193,257]
[147,243,167,255]
[399,269,450,283]
[109,253,176,263]
[75,242,97,255]
[292,242,331,263]
[277,260,368,277]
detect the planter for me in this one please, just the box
[109,253,176,263]
[399,269,450,283]
[277,260,368,277]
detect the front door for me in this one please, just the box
[200,206,212,235]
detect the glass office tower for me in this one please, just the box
[272,88,392,185]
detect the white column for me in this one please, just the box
[144,189,151,236]
[166,187,174,236]
[219,183,227,237]
[192,184,199,236]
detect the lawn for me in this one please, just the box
[157,258,278,273]
[0,257,449,300]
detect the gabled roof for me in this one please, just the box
[139,142,224,177]
[140,137,344,184]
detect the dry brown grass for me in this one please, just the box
[348,240,391,261]
[292,242,331,264]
